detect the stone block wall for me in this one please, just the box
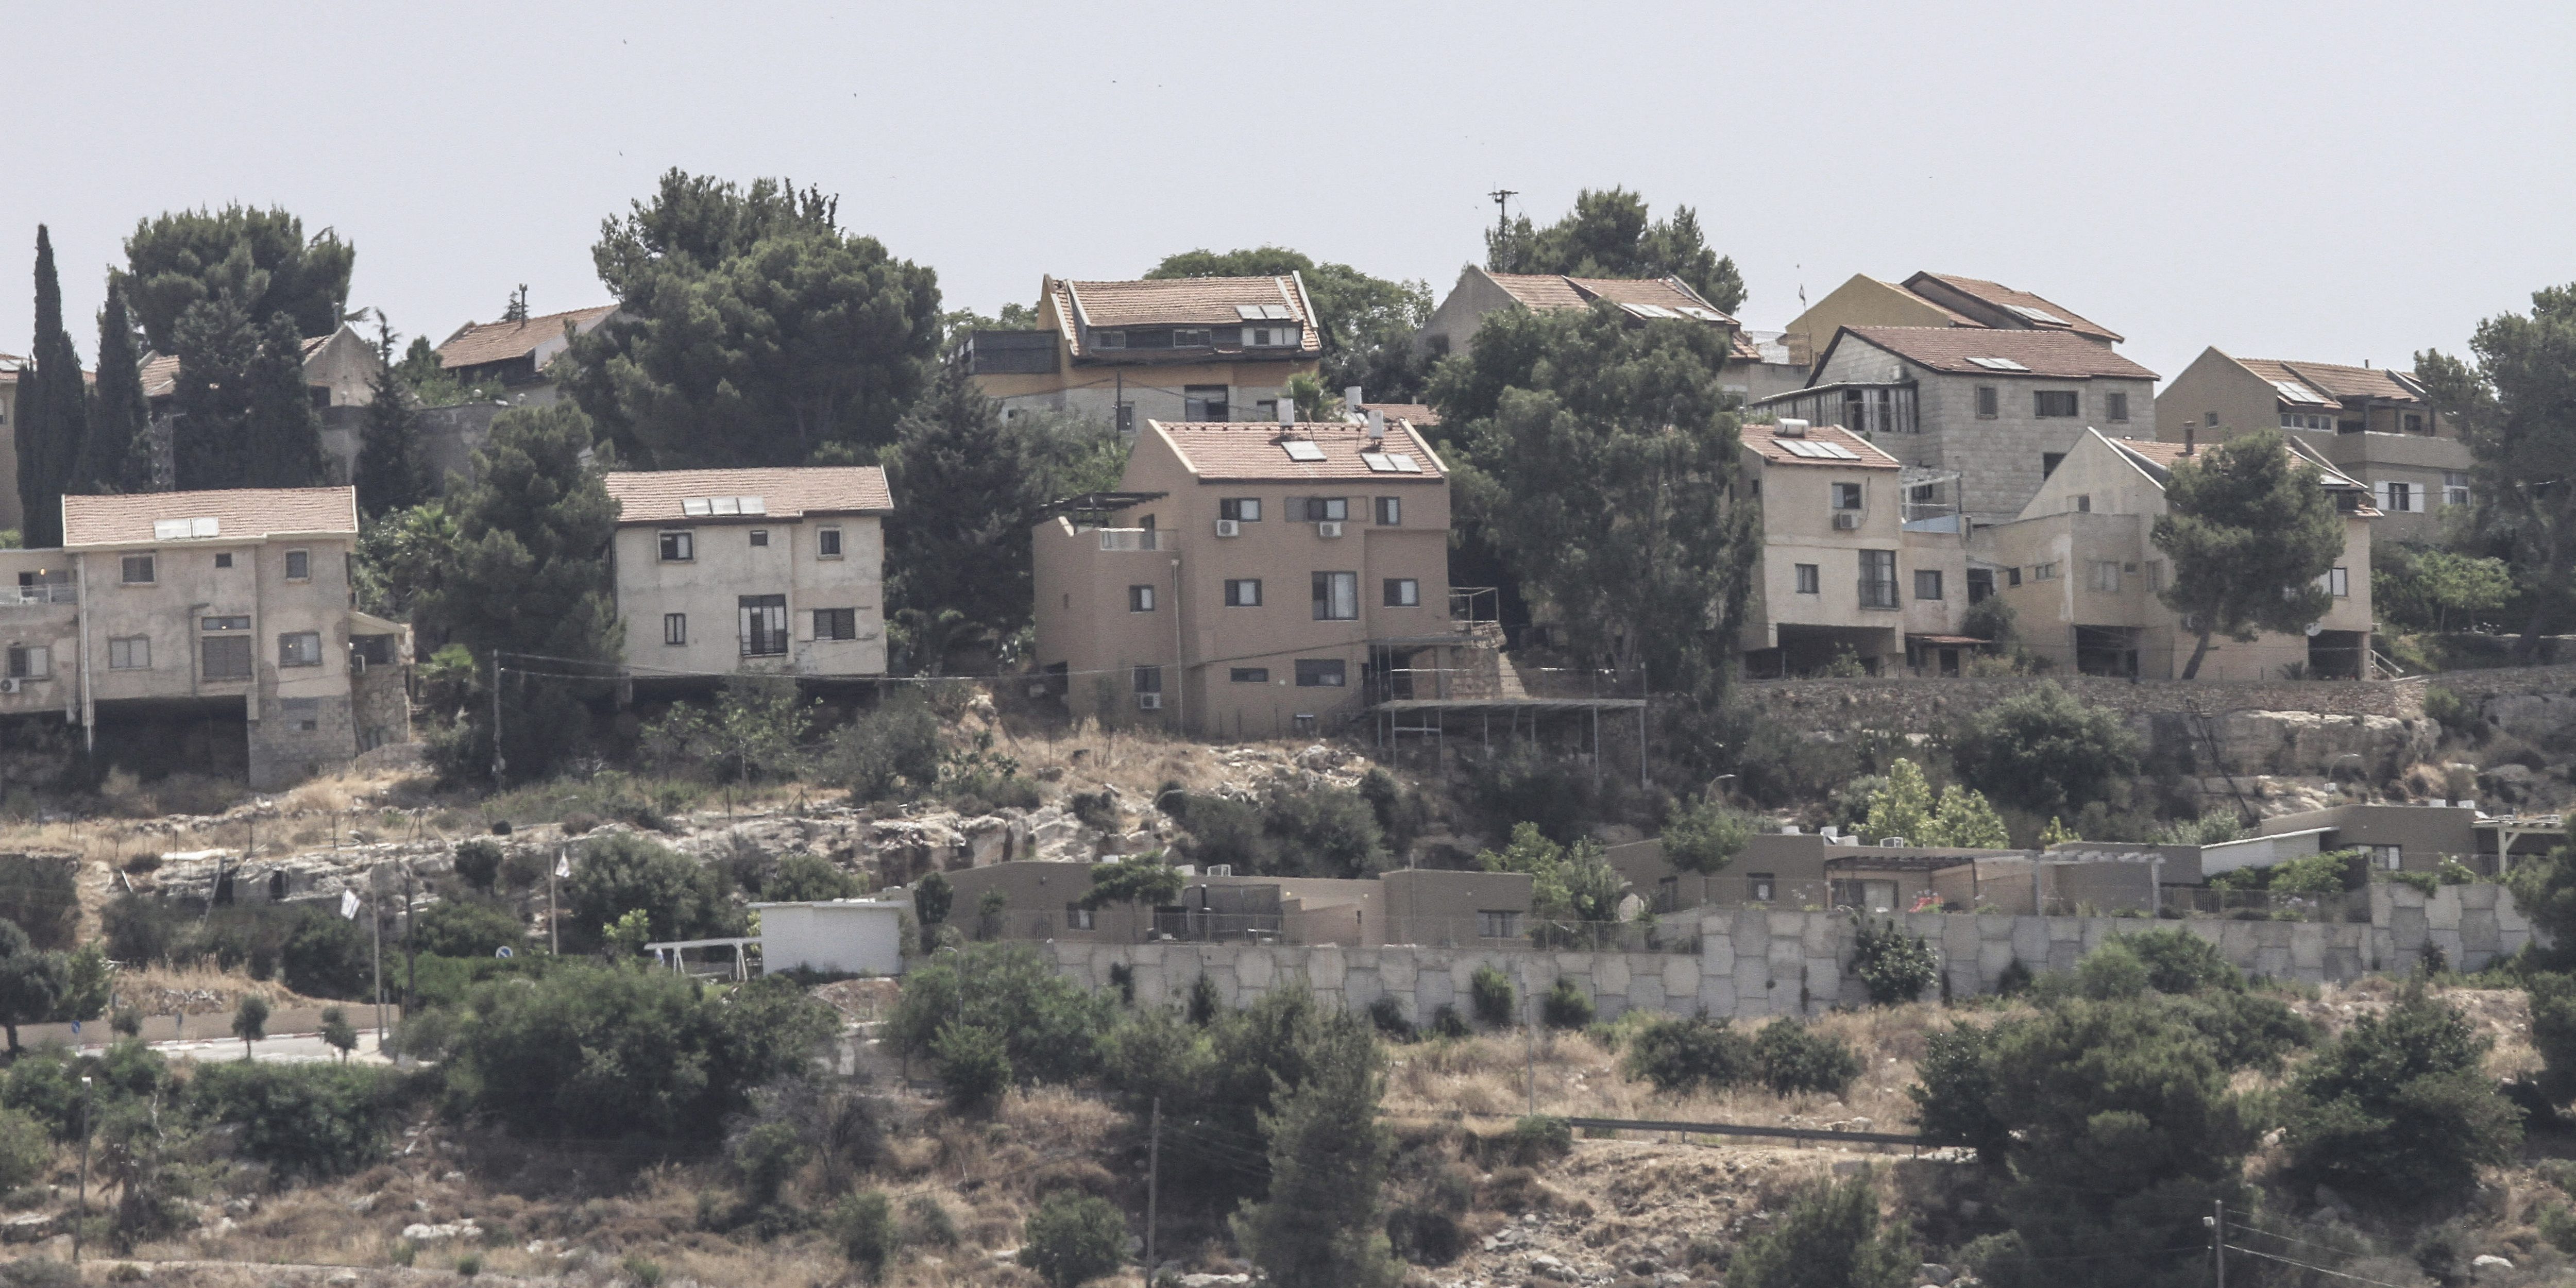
[1046,885,2531,1022]
[247,691,358,790]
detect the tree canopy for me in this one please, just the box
[1431,304,1758,701]
[355,315,431,516]
[1486,188,1745,314]
[2416,283,2576,655]
[1951,682,2141,818]
[1145,246,1434,400]
[2150,429,2345,679]
[559,170,943,468]
[114,204,353,352]
[78,281,153,494]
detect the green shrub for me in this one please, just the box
[1620,1016,1753,1094]
[187,1063,403,1181]
[2170,991,2315,1074]
[0,856,78,951]
[1751,1018,1862,1097]
[1019,1191,1127,1288]
[1428,1004,1470,1041]
[619,1254,663,1286]
[1186,971,1222,1026]
[450,840,505,894]
[2285,989,2522,1206]
[933,1021,1011,1111]
[1724,1174,1915,1288]
[886,943,1115,1086]
[831,1190,899,1279]
[2437,858,2480,885]
[1503,1114,1572,1164]
[2422,685,2485,742]
[1540,977,1594,1030]
[1951,681,2141,817]
[1469,965,1515,1028]
[0,1107,48,1191]
[1850,918,1937,1005]
[1907,1023,2008,1163]
[560,833,744,954]
[2527,973,2576,1104]
[902,1195,957,1248]
[2121,928,2243,994]
[825,693,946,802]
[281,907,374,999]
[411,900,528,959]
[912,870,953,928]
[2388,869,2442,895]
[453,1253,481,1278]
[2075,939,2151,999]
[766,853,863,903]
[1366,994,1414,1040]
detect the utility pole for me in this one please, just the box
[72,1076,90,1266]
[490,650,505,790]
[1522,961,1537,1117]
[403,867,417,1015]
[1145,1096,1162,1272]
[370,879,385,1042]
[1489,188,1518,245]
[2208,1199,2225,1288]
[549,846,564,955]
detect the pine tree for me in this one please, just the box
[16,227,87,547]
[1230,1015,1402,1288]
[245,313,326,487]
[172,296,258,489]
[77,281,152,493]
[355,314,429,514]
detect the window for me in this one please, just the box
[121,554,155,585]
[1183,385,1229,420]
[1967,568,1994,603]
[1858,550,1898,608]
[1832,482,1863,511]
[1065,904,1095,930]
[1748,873,1776,903]
[1298,497,1349,522]
[108,636,149,670]
[200,618,252,681]
[1093,329,1126,349]
[2073,494,2092,513]
[1230,667,1270,684]
[815,608,857,640]
[749,529,769,548]
[816,527,844,558]
[4,645,49,680]
[281,697,320,732]
[1476,910,1522,939]
[2445,471,2472,506]
[1133,666,1162,694]
[1312,571,1358,620]
[1794,563,1820,595]
[278,631,321,667]
[2033,391,2079,418]
[2090,560,2122,592]
[1975,385,1998,418]
[2377,481,2418,513]
[1219,497,1262,522]
[1172,328,1209,348]
[1223,579,1262,607]
[2369,845,2403,870]
[2007,567,2023,587]
[1129,584,1157,612]
[1914,569,1944,601]
[214,552,232,569]
[1384,578,1420,607]
[2320,566,2350,597]
[204,615,249,631]
[739,595,788,656]
[2106,392,2129,422]
[1374,496,1401,526]
[664,613,687,646]
[284,549,309,580]
[2146,561,2165,591]
[658,531,694,562]
[2404,413,2427,434]
[2041,452,2065,479]
[1295,658,1347,687]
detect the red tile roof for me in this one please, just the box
[1902,272,2123,343]
[601,467,894,525]
[435,306,617,370]
[1153,420,1447,483]
[1489,273,1738,325]
[1486,273,1592,310]
[61,486,358,548]
[1357,402,1438,427]
[2248,358,2425,406]
[1739,421,1900,469]
[1053,276,1320,359]
[1839,327,2159,381]
[2112,437,2376,509]
[135,327,364,399]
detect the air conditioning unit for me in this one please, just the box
[1832,512,1860,530]
[0,679,17,695]
[1136,692,1163,710]
[1316,521,1345,538]
[1215,518,1241,537]
[1204,864,1234,877]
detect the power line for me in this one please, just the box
[2224,1244,2416,1288]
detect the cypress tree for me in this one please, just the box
[16,226,87,547]
[172,296,257,489]
[354,314,428,514]
[244,313,326,487]
[76,281,152,493]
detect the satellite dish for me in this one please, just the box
[2304,622,2324,637]
[494,946,514,959]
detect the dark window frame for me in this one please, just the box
[1294,658,1348,687]
[658,530,694,562]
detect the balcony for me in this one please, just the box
[4,584,75,607]
[1094,528,1175,552]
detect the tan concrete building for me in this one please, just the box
[964,276,1322,430]
[601,467,892,679]
[0,486,411,788]
[2155,348,2468,545]
[1416,266,1804,403]
[1781,272,2125,365]
[1031,415,1462,738]
[138,324,386,490]
[941,860,1535,948]
[1974,429,2379,680]
[1754,327,2160,524]
[1735,420,1977,676]
[433,304,621,406]
[1604,832,2032,914]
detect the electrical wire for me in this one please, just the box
[2224,1244,2417,1288]
[2223,1210,2379,1260]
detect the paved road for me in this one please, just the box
[83,1028,401,1065]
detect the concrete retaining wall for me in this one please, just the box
[1045,884,2529,1021]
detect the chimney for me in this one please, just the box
[1344,385,1363,417]
[1278,396,1295,427]
[1366,410,1386,440]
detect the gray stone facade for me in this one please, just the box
[1045,885,2530,1021]
[246,690,358,791]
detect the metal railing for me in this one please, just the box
[1095,528,1175,552]
[4,584,75,606]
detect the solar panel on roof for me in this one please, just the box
[1676,306,1725,322]
[2271,379,2326,405]
[1967,355,2029,371]
[2007,304,2069,325]
[1815,442,1859,461]
[1361,452,1396,473]
[682,498,713,516]
[1282,440,1327,462]
[1388,454,1421,473]
[1621,302,1680,319]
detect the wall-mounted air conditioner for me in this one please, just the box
[1215,519,1241,537]
[1833,513,1860,530]
[1137,692,1163,710]
[0,679,18,695]
[1316,521,1345,538]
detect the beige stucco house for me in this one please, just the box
[1417,266,1805,404]
[1754,327,2160,525]
[1031,414,1461,738]
[2155,348,2468,545]
[0,486,411,788]
[434,304,621,406]
[602,467,892,679]
[965,276,1323,430]
[1973,429,2378,680]
[1781,272,2125,367]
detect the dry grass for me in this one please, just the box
[113,961,318,1015]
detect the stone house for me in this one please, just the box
[964,276,1323,430]
[138,323,385,490]
[940,860,1534,949]
[1780,270,2126,367]
[2155,348,2469,545]
[1974,429,2379,680]
[0,485,411,788]
[1416,266,1805,403]
[432,304,620,406]
[1604,831,2034,914]
[601,467,893,679]
[1753,326,2161,524]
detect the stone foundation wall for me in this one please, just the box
[1045,885,2529,1022]
[246,692,358,791]
[1744,674,2425,733]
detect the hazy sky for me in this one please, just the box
[5,2,2569,385]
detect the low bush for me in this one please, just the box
[1367,994,1414,1041]
[830,1190,898,1279]
[1850,918,1938,1005]
[2285,989,2521,1207]
[886,943,1116,1087]
[1501,1114,1572,1164]
[1724,1174,1916,1288]
[1620,1016,1753,1094]
[450,840,505,894]
[1751,1018,1862,1096]
[1469,965,1516,1028]
[933,1021,1012,1111]
[410,900,528,959]
[1427,1004,1470,1041]
[1540,977,1594,1030]
[187,1062,406,1181]
[1019,1191,1126,1288]
[0,1107,47,1191]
